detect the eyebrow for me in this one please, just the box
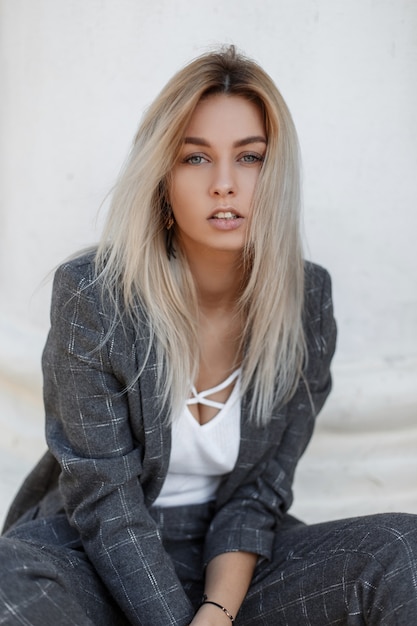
[183,135,267,148]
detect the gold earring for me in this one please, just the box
[163,204,176,260]
[166,213,174,230]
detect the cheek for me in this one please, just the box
[170,172,189,203]
[170,172,203,212]
[240,170,261,199]
[170,185,194,224]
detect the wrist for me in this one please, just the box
[200,595,235,623]
[195,602,233,625]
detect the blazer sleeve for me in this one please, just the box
[43,259,194,626]
[203,264,337,565]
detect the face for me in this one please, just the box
[169,94,266,258]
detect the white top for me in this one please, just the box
[154,369,241,507]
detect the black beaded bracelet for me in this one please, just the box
[201,594,235,623]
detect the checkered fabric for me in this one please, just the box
[2,506,417,624]
[0,253,348,625]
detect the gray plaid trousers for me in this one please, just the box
[1,504,417,625]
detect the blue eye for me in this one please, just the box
[184,155,207,165]
[240,153,264,164]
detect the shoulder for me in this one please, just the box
[302,260,336,363]
[52,248,98,293]
[304,260,332,298]
[50,248,116,317]
[50,249,149,343]
[47,248,113,333]
[303,261,333,320]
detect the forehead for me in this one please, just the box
[184,94,265,138]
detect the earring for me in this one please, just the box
[166,213,174,231]
[163,204,176,260]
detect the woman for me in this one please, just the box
[1,46,416,625]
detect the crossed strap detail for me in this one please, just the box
[186,369,240,410]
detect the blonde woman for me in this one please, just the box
[1,46,416,626]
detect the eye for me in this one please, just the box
[183,154,209,165]
[239,152,264,164]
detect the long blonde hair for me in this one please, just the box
[96,45,306,425]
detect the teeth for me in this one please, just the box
[213,211,237,219]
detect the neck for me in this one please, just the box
[182,246,245,313]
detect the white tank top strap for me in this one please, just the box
[186,368,241,410]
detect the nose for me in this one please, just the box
[209,162,236,197]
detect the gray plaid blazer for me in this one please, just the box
[3,253,336,625]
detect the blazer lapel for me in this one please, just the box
[134,334,171,506]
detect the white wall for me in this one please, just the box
[1,0,416,525]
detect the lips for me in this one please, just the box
[208,207,243,220]
[207,207,244,231]
[211,211,238,220]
